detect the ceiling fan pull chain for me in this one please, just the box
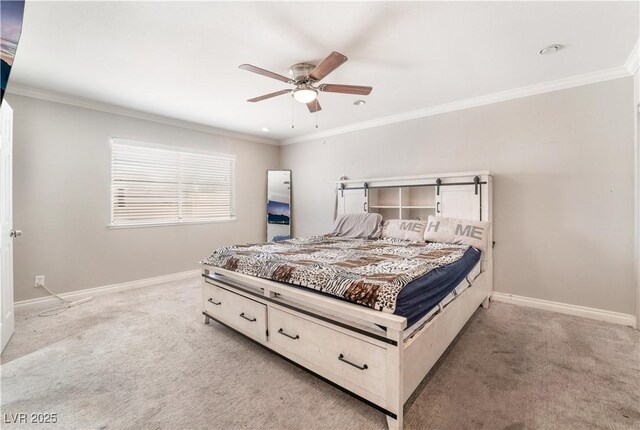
[291,96,295,129]
[315,104,318,129]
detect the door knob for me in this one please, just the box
[10,229,22,238]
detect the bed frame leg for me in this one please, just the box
[204,315,210,324]
[386,414,403,430]
[385,326,404,430]
[481,295,491,309]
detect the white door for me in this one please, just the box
[337,189,368,216]
[436,184,481,220]
[0,102,14,352]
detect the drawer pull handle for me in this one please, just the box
[338,354,368,370]
[239,312,256,322]
[277,328,299,340]
[207,298,221,306]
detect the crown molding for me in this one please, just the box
[625,39,639,75]
[8,57,636,148]
[6,83,278,146]
[281,66,632,145]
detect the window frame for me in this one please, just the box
[108,138,237,228]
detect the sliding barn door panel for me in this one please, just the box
[436,185,480,220]
[337,189,368,216]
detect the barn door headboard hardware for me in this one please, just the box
[339,179,487,191]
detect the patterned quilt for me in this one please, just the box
[201,236,469,313]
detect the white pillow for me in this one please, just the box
[381,219,427,242]
[423,215,491,252]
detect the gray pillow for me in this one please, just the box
[331,213,383,239]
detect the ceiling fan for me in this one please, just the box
[239,51,372,113]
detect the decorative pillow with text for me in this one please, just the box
[381,219,427,242]
[423,215,490,252]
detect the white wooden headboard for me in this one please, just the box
[336,171,492,223]
[336,171,493,268]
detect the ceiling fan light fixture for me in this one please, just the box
[293,87,318,104]
[240,51,371,114]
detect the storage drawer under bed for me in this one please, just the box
[268,307,387,400]
[203,280,267,343]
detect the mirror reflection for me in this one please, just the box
[267,170,291,242]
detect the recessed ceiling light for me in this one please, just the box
[353,100,366,106]
[261,127,270,132]
[539,44,562,55]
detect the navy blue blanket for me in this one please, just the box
[394,247,481,327]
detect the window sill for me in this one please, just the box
[108,218,237,229]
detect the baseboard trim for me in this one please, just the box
[14,269,201,309]
[15,275,636,328]
[491,292,637,329]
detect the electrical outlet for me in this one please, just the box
[34,275,45,288]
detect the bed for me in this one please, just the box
[200,172,493,430]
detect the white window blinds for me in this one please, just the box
[110,139,235,226]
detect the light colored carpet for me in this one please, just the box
[1,278,639,430]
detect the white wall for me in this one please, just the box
[6,94,279,302]
[280,77,636,315]
[8,76,637,316]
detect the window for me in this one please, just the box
[110,139,235,227]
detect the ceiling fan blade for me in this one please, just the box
[247,89,292,103]
[319,84,372,95]
[307,100,321,113]
[309,51,348,81]
[239,64,293,84]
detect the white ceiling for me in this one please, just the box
[9,1,639,142]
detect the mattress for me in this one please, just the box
[201,236,472,314]
[394,246,481,327]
